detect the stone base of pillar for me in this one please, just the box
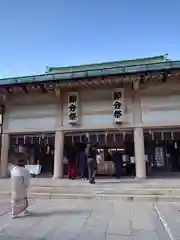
[135,165,146,179]
[135,176,147,180]
[53,175,63,180]
[53,173,63,180]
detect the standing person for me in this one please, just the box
[112,150,122,179]
[9,152,30,219]
[66,143,76,180]
[79,142,88,179]
[87,143,98,184]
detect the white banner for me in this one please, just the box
[25,165,42,175]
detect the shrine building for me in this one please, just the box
[1,54,180,178]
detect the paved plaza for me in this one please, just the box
[0,197,177,240]
[1,178,180,239]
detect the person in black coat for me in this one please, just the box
[87,144,98,184]
[79,142,88,179]
[112,150,122,179]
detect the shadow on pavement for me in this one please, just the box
[24,209,91,218]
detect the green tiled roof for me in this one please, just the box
[46,54,169,73]
[0,54,179,86]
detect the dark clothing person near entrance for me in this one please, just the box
[112,151,122,179]
[87,144,98,184]
[66,144,76,179]
[80,152,88,179]
[79,142,88,179]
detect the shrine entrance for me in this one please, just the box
[9,133,55,175]
[8,128,180,178]
[64,130,137,177]
[144,129,180,176]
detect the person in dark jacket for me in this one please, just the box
[79,142,88,179]
[112,150,122,179]
[66,144,76,180]
[87,144,98,184]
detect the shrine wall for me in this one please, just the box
[62,88,134,131]
[4,84,180,134]
[3,93,58,133]
[141,83,180,127]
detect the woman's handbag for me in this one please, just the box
[63,157,68,164]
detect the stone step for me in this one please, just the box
[3,186,180,195]
[26,187,180,196]
[1,190,180,201]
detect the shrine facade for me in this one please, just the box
[1,54,180,178]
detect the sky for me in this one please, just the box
[0,0,180,78]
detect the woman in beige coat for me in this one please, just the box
[9,152,30,219]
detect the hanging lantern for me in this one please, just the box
[152,131,154,140]
[171,131,174,141]
[113,132,116,142]
[46,145,50,154]
[105,132,108,144]
[24,135,26,144]
[148,129,152,136]
[72,135,74,144]
[161,132,164,140]
[123,132,125,141]
[96,133,98,144]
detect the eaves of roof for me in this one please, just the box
[0,60,179,86]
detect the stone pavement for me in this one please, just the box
[0,198,170,240]
[155,201,180,239]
